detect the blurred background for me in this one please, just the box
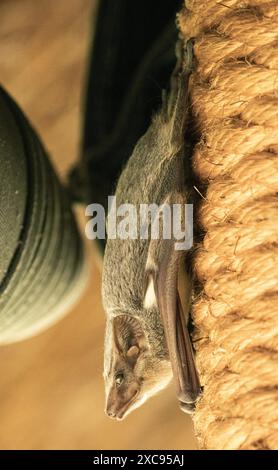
[0,0,197,449]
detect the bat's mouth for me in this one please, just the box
[115,389,139,420]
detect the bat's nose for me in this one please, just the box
[105,388,139,420]
[105,402,128,420]
[106,408,117,419]
[105,402,117,419]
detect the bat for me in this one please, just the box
[101,39,201,420]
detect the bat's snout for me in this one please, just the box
[105,388,139,420]
[105,408,117,419]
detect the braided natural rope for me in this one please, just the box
[178,0,278,450]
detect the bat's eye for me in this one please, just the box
[115,372,124,387]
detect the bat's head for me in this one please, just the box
[104,314,172,420]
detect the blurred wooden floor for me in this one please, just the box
[0,0,197,449]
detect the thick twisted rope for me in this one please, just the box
[179,0,278,450]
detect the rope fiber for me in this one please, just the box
[178,0,278,450]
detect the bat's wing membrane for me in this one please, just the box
[145,198,201,412]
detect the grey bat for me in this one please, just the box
[102,40,201,420]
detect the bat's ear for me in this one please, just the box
[112,315,148,365]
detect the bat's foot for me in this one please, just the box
[172,38,193,79]
[183,40,194,74]
[162,38,195,149]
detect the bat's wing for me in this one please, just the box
[176,291,201,412]
[144,198,201,413]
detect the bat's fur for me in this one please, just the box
[102,41,193,419]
